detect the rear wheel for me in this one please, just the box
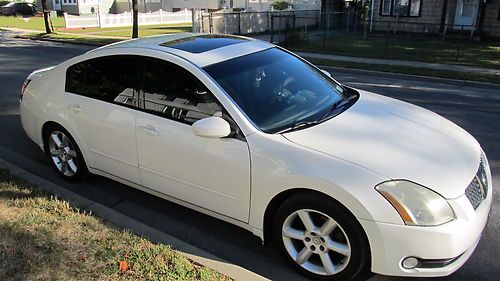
[44,125,87,182]
[273,193,370,280]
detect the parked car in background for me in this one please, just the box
[20,34,493,280]
[0,2,36,16]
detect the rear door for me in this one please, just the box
[65,55,143,184]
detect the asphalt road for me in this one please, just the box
[0,31,499,281]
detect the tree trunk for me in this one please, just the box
[41,0,52,34]
[132,0,138,38]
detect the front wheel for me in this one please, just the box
[44,125,87,182]
[273,193,371,280]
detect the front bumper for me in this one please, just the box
[360,183,492,277]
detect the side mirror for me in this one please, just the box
[320,69,332,77]
[192,116,231,138]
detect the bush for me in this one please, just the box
[272,0,290,11]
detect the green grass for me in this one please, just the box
[305,57,500,85]
[60,23,192,38]
[0,15,65,31]
[0,169,230,281]
[0,15,191,38]
[285,34,500,70]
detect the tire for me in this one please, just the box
[43,124,88,182]
[273,193,370,281]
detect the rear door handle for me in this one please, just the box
[138,124,159,136]
[68,104,82,113]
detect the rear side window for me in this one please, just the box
[141,58,222,125]
[66,55,142,108]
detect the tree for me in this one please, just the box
[40,0,52,34]
[132,0,138,38]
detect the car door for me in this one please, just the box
[64,55,142,184]
[135,57,251,222]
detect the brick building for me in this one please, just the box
[319,1,499,37]
[368,0,500,37]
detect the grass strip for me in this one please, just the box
[0,169,230,281]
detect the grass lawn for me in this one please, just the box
[285,35,500,70]
[305,57,500,85]
[60,23,192,38]
[0,15,65,31]
[0,169,230,281]
[0,15,192,38]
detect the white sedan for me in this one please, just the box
[20,34,492,280]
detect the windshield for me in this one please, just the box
[204,48,356,133]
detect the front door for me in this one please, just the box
[453,0,479,30]
[135,57,251,222]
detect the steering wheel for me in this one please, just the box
[270,77,297,105]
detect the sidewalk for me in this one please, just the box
[294,51,500,76]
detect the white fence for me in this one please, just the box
[64,9,192,29]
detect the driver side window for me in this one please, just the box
[141,58,222,125]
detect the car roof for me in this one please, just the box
[89,33,274,67]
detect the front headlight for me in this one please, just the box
[376,180,455,226]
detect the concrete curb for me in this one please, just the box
[316,64,500,89]
[0,157,268,281]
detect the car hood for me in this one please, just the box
[283,90,480,199]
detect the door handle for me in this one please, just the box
[138,124,159,136]
[68,104,82,113]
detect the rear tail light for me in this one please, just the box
[21,79,31,100]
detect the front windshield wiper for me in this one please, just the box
[318,98,352,122]
[277,120,320,134]
[278,91,359,134]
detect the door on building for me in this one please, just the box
[453,0,479,30]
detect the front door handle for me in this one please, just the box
[138,124,159,136]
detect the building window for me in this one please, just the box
[381,0,392,15]
[393,0,408,15]
[381,0,421,17]
[409,0,421,16]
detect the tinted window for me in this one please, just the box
[204,48,352,133]
[141,58,222,124]
[66,55,142,108]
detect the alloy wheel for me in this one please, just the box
[48,130,79,177]
[282,209,351,276]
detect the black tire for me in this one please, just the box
[273,193,371,281]
[43,124,88,182]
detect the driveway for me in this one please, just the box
[0,30,498,281]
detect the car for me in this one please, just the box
[20,34,492,280]
[0,1,36,16]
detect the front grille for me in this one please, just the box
[465,155,488,210]
[465,176,483,209]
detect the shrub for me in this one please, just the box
[272,0,290,11]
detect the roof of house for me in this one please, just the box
[90,33,274,67]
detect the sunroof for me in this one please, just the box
[160,35,249,54]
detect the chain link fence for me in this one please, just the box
[192,9,500,69]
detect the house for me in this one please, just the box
[367,0,500,37]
